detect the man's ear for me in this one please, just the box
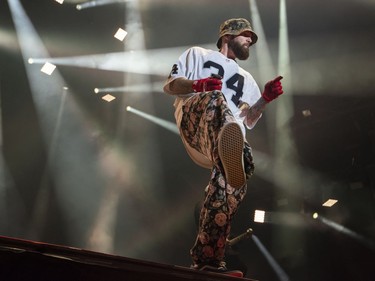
[222,34,234,45]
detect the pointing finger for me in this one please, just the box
[273,76,283,83]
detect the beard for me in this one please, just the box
[228,39,250,60]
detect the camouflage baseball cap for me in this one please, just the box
[216,18,258,49]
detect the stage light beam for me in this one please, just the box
[93,82,164,94]
[317,215,375,250]
[252,234,290,281]
[126,106,178,135]
[249,0,275,82]
[76,0,131,10]
[25,45,199,76]
[8,0,117,246]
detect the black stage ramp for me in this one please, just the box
[0,236,258,281]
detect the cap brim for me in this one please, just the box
[216,30,258,49]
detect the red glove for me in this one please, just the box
[262,76,284,103]
[192,77,222,92]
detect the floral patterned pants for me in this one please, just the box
[180,90,254,266]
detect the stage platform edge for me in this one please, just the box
[0,235,258,281]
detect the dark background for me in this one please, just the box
[1,1,375,280]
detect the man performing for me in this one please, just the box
[163,18,284,276]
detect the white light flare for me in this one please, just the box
[254,209,266,223]
[40,62,56,75]
[114,28,127,42]
[322,199,338,207]
[101,94,116,102]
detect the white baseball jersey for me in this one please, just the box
[164,46,262,168]
[164,46,262,133]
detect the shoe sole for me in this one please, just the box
[218,122,245,189]
[198,265,244,278]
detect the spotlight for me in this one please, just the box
[312,212,319,219]
[94,88,100,94]
[28,58,34,64]
[76,4,82,10]
[254,209,265,223]
[114,28,127,42]
[40,62,56,75]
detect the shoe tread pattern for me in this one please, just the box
[218,122,245,189]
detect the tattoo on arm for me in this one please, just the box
[246,98,267,127]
